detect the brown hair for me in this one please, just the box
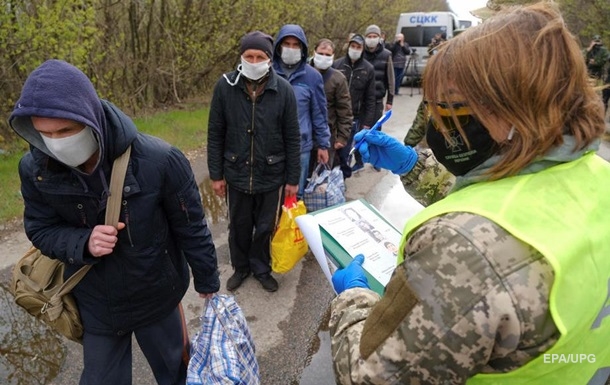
[315,38,335,52]
[423,2,605,179]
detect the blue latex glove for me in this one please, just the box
[332,254,370,294]
[354,129,418,175]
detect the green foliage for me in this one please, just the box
[0,105,210,223]
[0,152,24,222]
[133,107,210,152]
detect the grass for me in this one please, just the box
[0,106,209,224]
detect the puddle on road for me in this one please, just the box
[0,283,66,385]
[198,178,227,225]
[300,308,335,385]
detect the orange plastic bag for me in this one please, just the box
[271,196,308,273]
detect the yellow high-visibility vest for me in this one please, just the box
[399,152,610,384]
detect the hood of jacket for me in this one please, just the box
[273,24,308,69]
[9,59,136,170]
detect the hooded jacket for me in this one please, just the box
[10,60,220,336]
[272,24,331,152]
[333,54,377,128]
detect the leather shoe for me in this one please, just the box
[226,269,250,291]
[255,273,278,292]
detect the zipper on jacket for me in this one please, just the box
[122,200,134,247]
[249,92,256,192]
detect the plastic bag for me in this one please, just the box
[271,195,308,274]
[187,295,260,385]
[303,164,346,212]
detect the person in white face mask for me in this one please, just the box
[331,33,376,178]
[363,24,395,149]
[308,38,353,177]
[272,24,332,199]
[208,30,301,293]
[9,59,221,385]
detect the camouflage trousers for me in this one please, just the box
[400,148,455,207]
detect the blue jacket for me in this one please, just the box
[272,24,331,152]
[10,60,220,336]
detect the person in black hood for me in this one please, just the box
[9,59,220,385]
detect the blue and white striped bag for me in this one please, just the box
[186,295,260,385]
[303,164,346,212]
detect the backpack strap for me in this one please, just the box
[52,145,132,295]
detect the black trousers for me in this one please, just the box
[227,185,283,276]
[79,305,189,385]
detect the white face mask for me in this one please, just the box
[240,57,270,81]
[365,37,380,49]
[348,48,363,61]
[281,47,302,65]
[41,126,99,167]
[313,53,334,70]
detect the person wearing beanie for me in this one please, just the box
[208,30,301,292]
[362,24,395,171]
[9,59,220,384]
[272,24,331,199]
[332,33,376,178]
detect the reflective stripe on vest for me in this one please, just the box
[398,153,610,384]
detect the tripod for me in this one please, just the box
[405,50,421,97]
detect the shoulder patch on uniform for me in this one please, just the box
[359,264,419,359]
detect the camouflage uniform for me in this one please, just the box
[327,138,599,383]
[329,211,558,384]
[401,100,456,207]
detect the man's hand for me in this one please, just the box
[317,148,329,164]
[212,179,226,198]
[199,293,215,299]
[284,184,298,197]
[88,223,125,257]
[334,141,346,150]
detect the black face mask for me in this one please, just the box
[426,115,498,176]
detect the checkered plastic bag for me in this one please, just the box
[303,164,346,212]
[187,295,260,385]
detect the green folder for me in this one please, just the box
[310,198,403,296]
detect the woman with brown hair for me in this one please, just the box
[329,3,610,384]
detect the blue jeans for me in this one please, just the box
[298,151,311,199]
[394,66,405,94]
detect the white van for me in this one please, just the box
[396,12,460,83]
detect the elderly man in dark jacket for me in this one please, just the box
[9,59,220,385]
[207,31,301,292]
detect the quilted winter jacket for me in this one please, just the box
[10,60,220,336]
[207,68,301,193]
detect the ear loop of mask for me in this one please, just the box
[223,64,243,86]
